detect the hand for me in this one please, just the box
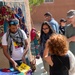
[68,36,75,42]
[44,56,53,66]
[12,61,18,70]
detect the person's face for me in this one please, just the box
[44,16,51,21]
[67,16,75,25]
[42,25,49,34]
[9,24,19,33]
[60,22,66,26]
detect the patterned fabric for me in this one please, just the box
[1,5,15,20]
[31,41,36,56]
[6,28,25,55]
[30,28,40,56]
[31,41,40,56]
[15,7,29,36]
[0,5,15,48]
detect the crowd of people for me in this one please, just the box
[1,4,75,75]
[30,9,75,75]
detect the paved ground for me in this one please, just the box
[32,58,47,75]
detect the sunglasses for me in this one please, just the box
[9,20,18,25]
[43,28,49,30]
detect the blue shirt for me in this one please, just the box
[49,18,59,33]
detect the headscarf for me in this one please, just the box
[30,28,36,41]
[7,28,25,55]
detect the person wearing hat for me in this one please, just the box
[59,18,67,35]
[2,19,29,69]
[65,9,75,55]
[44,12,59,33]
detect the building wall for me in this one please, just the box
[31,0,75,28]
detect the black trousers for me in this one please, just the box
[9,60,22,68]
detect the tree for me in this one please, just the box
[29,0,44,9]
[29,0,44,27]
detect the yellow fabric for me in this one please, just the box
[13,42,18,46]
[17,63,30,74]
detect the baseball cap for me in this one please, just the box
[67,9,75,18]
[44,12,52,17]
[8,19,19,26]
[60,18,67,22]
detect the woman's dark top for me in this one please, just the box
[50,55,70,75]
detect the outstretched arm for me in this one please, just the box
[43,40,53,66]
[67,36,75,43]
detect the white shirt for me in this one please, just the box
[2,30,27,60]
[68,51,75,75]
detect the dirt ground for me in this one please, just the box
[0,48,9,69]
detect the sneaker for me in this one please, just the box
[43,69,47,73]
[41,72,47,75]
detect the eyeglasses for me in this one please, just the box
[43,28,49,30]
[9,20,18,25]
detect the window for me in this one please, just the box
[44,0,54,2]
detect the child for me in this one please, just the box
[44,34,75,75]
[59,18,67,35]
[30,28,40,72]
[30,27,40,58]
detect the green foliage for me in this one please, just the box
[29,0,44,7]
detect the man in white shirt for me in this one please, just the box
[2,19,29,69]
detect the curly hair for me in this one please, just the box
[47,33,69,56]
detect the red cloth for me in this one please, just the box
[1,5,15,21]
[0,20,4,25]
[0,5,15,48]
[30,28,36,41]
[2,68,10,72]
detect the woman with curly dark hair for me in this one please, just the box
[44,34,75,75]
